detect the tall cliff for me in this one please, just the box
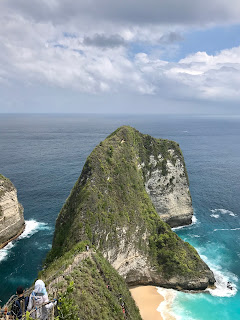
[138,134,193,227]
[0,174,25,248]
[144,150,193,227]
[47,126,215,290]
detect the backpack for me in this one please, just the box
[11,296,29,319]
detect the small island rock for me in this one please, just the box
[48,126,215,290]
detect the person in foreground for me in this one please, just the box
[11,286,29,319]
[27,280,56,320]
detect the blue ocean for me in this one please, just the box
[0,114,239,319]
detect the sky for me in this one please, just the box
[1,0,240,114]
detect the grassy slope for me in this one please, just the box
[47,126,210,281]
[40,242,141,320]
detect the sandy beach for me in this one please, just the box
[130,286,176,320]
[130,286,164,320]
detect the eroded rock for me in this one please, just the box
[0,175,25,248]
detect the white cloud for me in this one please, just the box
[3,0,240,27]
[134,47,240,101]
[1,1,240,110]
[174,48,240,100]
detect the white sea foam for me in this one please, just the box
[192,215,198,224]
[0,242,15,263]
[210,214,220,219]
[155,243,238,320]
[229,213,237,217]
[210,208,237,217]
[35,242,52,250]
[213,227,240,232]
[172,215,198,231]
[197,248,238,297]
[0,220,51,263]
[19,220,51,239]
[207,268,238,297]
[172,225,185,231]
[156,287,177,320]
[156,287,197,320]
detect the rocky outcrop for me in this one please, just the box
[0,174,25,248]
[48,126,215,291]
[145,152,193,227]
[104,226,214,290]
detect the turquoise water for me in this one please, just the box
[173,218,240,320]
[0,114,239,319]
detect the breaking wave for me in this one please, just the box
[207,268,238,297]
[172,215,198,231]
[19,220,51,239]
[197,248,238,298]
[210,208,237,217]
[157,287,177,320]
[0,220,51,263]
[0,242,15,263]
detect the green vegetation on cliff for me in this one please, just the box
[41,243,141,320]
[47,126,214,287]
[0,174,8,180]
[0,174,14,195]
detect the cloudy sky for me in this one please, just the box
[1,0,240,114]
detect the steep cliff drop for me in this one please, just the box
[48,126,215,291]
[144,148,193,227]
[0,174,25,248]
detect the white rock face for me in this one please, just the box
[102,225,214,290]
[109,247,152,282]
[0,177,25,247]
[145,150,193,227]
[103,227,156,285]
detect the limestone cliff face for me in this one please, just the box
[144,151,193,227]
[0,175,25,248]
[104,226,213,290]
[48,126,215,290]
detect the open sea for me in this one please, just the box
[0,114,239,319]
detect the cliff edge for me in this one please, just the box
[47,126,215,290]
[0,174,25,248]
[40,244,142,320]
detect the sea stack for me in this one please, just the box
[48,126,215,290]
[0,174,25,248]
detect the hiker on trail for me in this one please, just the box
[86,245,89,252]
[11,286,29,319]
[27,280,56,320]
[106,284,112,291]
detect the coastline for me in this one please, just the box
[0,224,25,249]
[130,286,164,320]
[130,285,177,320]
[157,287,177,320]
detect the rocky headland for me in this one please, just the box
[0,174,25,248]
[46,126,215,291]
